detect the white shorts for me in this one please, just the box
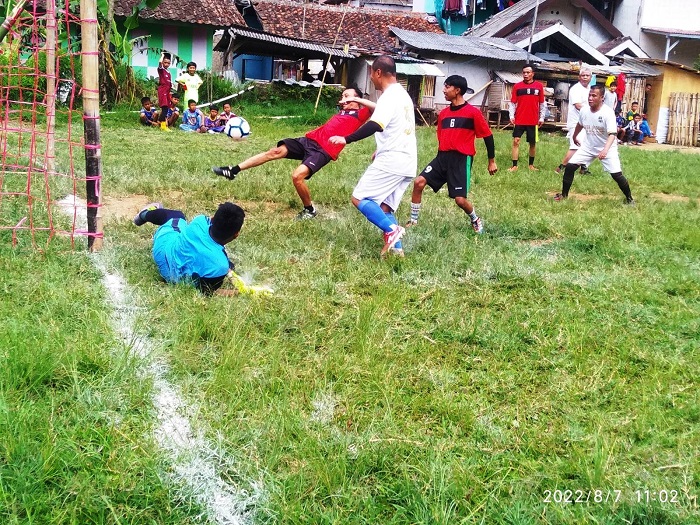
[353,165,414,212]
[569,146,622,174]
[567,128,586,150]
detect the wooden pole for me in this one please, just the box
[314,6,347,114]
[45,0,57,175]
[80,0,103,251]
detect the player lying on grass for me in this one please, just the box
[212,86,374,220]
[133,202,245,296]
[406,74,497,235]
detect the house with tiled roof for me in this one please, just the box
[114,0,244,81]
[217,0,447,109]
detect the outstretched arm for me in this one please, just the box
[344,96,376,111]
[328,120,383,145]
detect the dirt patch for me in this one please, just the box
[527,239,557,247]
[649,192,699,204]
[545,192,607,201]
[235,199,298,218]
[636,142,700,154]
[101,191,184,221]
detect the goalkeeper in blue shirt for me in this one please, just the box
[133,201,245,296]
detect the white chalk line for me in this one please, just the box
[93,254,263,524]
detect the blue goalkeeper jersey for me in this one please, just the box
[152,215,230,285]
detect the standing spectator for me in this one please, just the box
[615,72,626,114]
[604,82,617,109]
[176,62,204,105]
[643,83,652,115]
[329,56,416,257]
[556,68,591,175]
[507,64,545,172]
[156,53,173,132]
[553,85,634,205]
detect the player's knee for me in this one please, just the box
[269,146,286,158]
[513,137,521,146]
[414,176,427,190]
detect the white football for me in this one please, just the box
[224,116,251,140]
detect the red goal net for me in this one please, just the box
[0,0,101,249]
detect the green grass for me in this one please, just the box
[2,101,699,524]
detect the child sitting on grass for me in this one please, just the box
[140,96,159,127]
[180,99,204,132]
[217,102,236,129]
[199,105,225,133]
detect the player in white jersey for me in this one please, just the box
[553,85,634,205]
[329,55,417,257]
[556,68,592,175]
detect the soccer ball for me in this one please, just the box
[224,116,251,140]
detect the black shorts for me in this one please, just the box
[512,125,537,144]
[420,151,473,198]
[279,137,332,178]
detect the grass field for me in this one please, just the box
[1,99,699,524]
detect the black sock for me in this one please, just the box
[304,205,315,212]
[145,209,186,226]
[230,165,241,175]
[610,171,632,200]
[512,160,518,167]
[562,164,579,197]
[529,156,535,166]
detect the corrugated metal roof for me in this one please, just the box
[390,27,540,62]
[229,26,355,58]
[396,62,445,76]
[536,58,660,77]
[494,70,523,83]
[643,27,700,39]
[466,0,547,38]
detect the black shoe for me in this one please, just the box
[212,166,236,180]
[295,208,318,220]
[625,197,635,206]
[579,166,592,175]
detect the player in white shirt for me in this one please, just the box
[554,85,634,205]
[329,55,416,257]
[556,68,592,175]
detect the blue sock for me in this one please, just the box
[357,199,394,233]
[384,211,402,249]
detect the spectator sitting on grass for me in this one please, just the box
[623,113,644,145]
[200,105,225,133]
[140,96,159,127]
[640,114,655,139]
[165,92,181,128]
[217,102,236,128]
[180,99,204,132]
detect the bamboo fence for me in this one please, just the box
[668,92,700,147]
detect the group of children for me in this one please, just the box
[616,101,655,146]
[139,53,238,134]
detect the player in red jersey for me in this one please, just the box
[406,75,497,234]
[212,86,373,220]
[508,64,545,172]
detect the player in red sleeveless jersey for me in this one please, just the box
[508,64,545,172]
[212,86,372,220]
[406,75,497,234]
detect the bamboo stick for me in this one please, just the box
[81,0,103,251]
